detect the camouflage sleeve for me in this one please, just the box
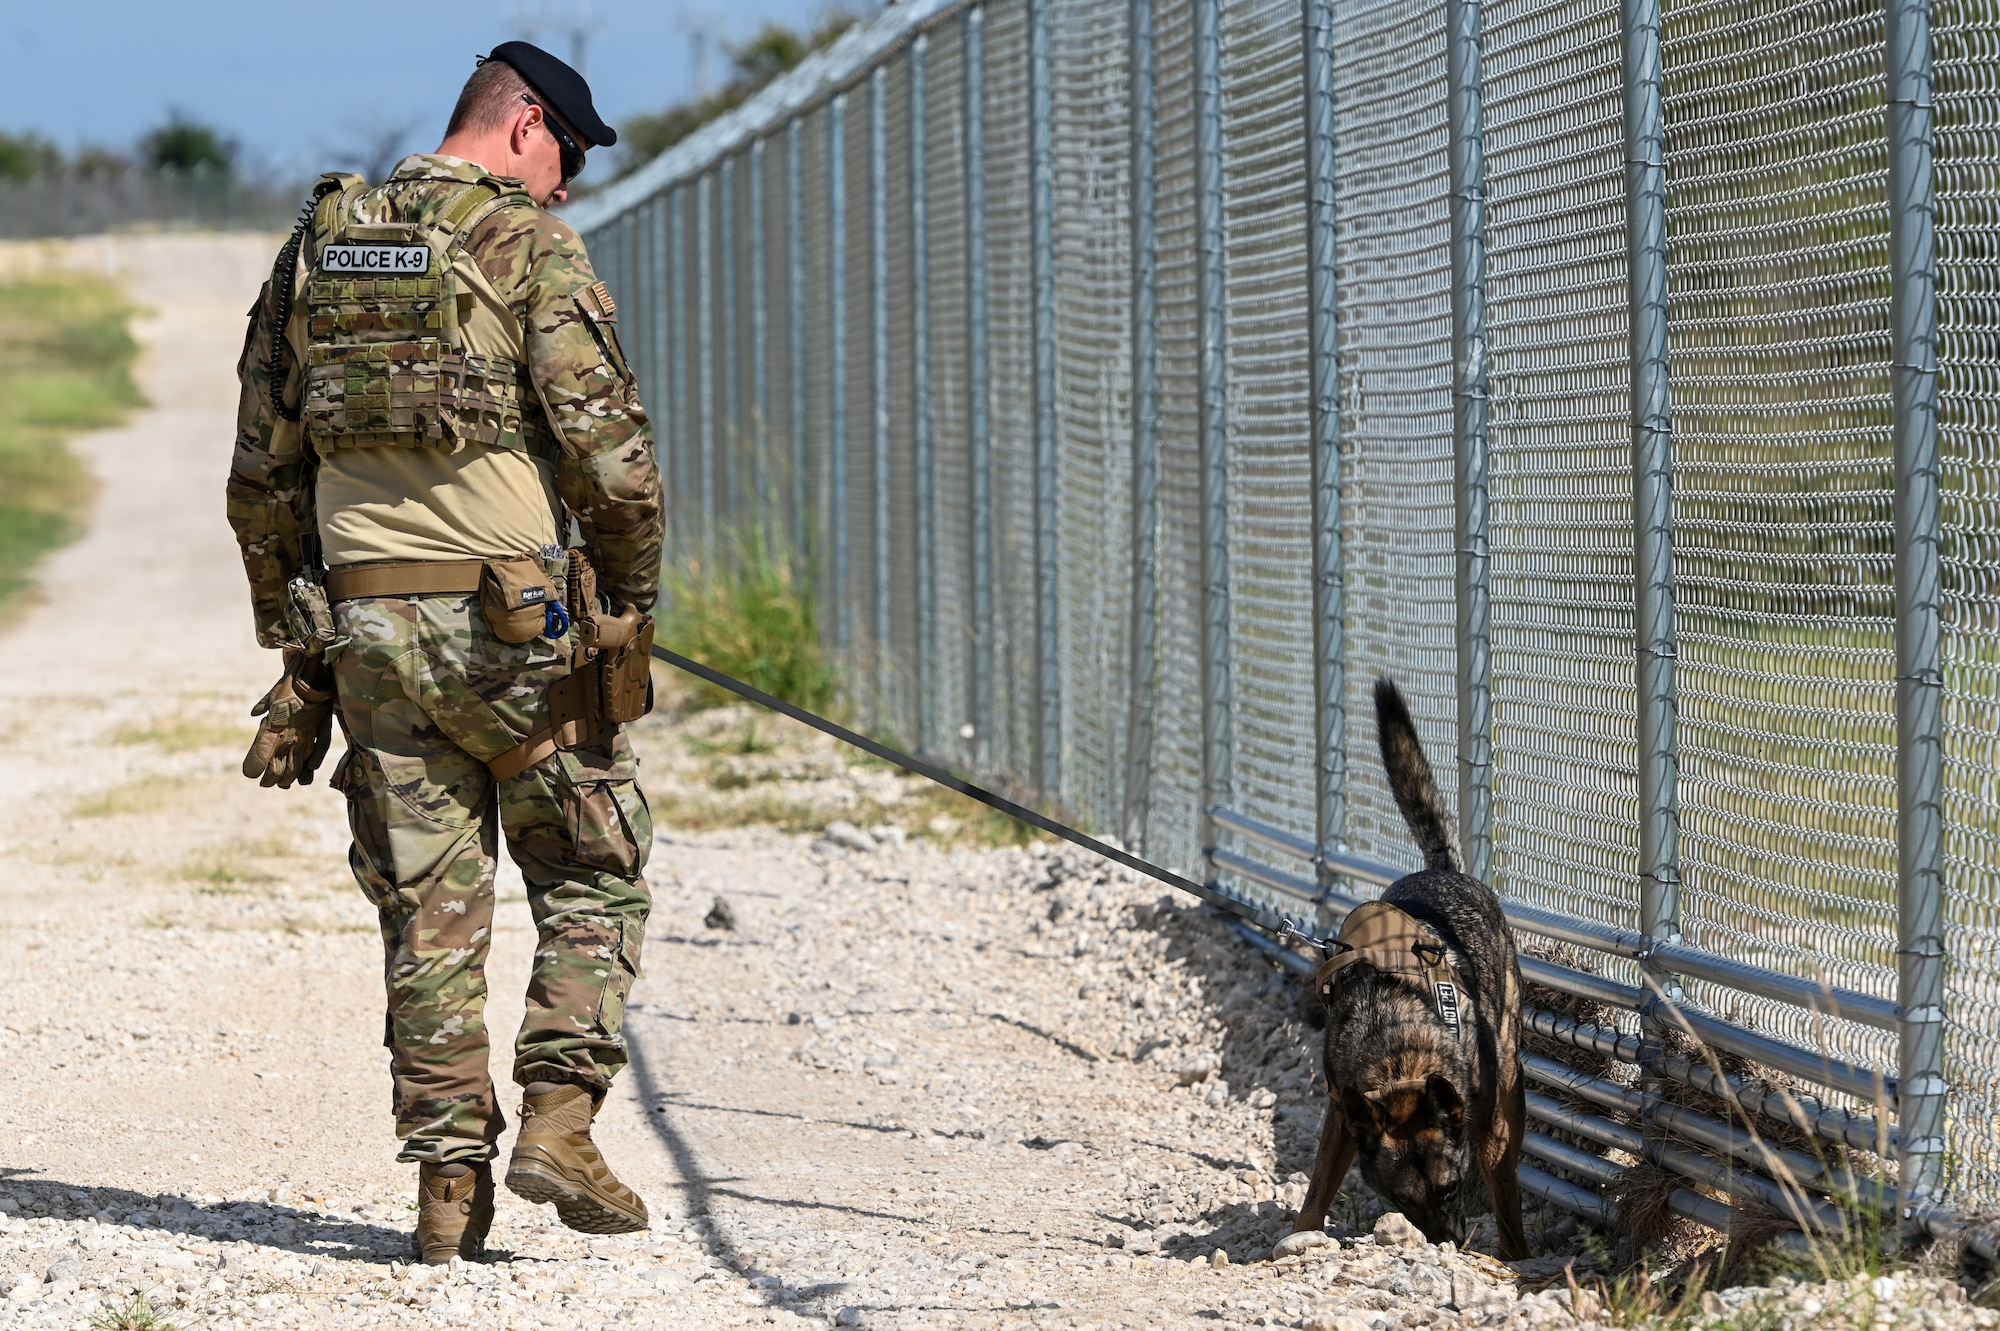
[478,207,665,613]
[226,251,313,649]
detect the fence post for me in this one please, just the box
[1301,0,1345,897]
[911,35,936,755]
[871,67,894,729]
[1447,0,1493,882]
[721,155,740,525]
[697,171,718,549]
[788,121,808,559]
[1622,0,1685,1021]
[1030,0,1062,801]
[1122,0,1161,853]
[659,197,673,557]
[966,5,996,771]
[1194,0,1233,879]
[1886,0,1947,1217]
[650,198,671,526]
[750,138,770,525]
[669,187,691,561]
[830,94,851,652]
[616,216,637,402]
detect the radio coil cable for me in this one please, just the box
[265,180,344,423]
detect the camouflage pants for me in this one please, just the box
[329,592,651,1166]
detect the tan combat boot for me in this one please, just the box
[504,1085,649,1234]
[415,1162,494,1264]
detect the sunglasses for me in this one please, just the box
[521,93,586,186]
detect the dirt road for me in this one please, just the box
[0,235,1984,1331]
[0,231,1505,1331]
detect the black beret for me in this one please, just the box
[483,41,618,148]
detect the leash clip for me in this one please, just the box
[1277,916,1349,959]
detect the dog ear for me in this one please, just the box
[1340,1084,1383,1139]
[1425,1074,1466,1140]
[1300,985,1327,1030]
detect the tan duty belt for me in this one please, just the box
[319,557,604,783]
[488,725,570,782]
[324,559,486,603]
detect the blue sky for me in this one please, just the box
[0,0,855,180]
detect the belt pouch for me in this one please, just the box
[480,556,556,644]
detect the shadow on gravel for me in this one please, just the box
[649,1089,917,1136]
[626,1033,860,1317]
[1144,904,1328,1177]
[984,1011,1103,1063]
[0,1168,408,1261]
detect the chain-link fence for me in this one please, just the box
[0,165,300,237]
[568,0,2000,1235]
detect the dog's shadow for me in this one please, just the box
[0,1169,409,1263]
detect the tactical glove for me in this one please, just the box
[242,652,338,788]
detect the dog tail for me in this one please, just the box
[1374,677,1461,873]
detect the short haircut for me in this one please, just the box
[447,58,532,138]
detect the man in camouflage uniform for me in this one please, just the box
[226,42,664,1262]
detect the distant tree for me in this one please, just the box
[139,113,235,175]
[326,116,421,185]
[730,21,819,83]
[70,146,135,178]
[611,10,857,180]
[0,132,59,182]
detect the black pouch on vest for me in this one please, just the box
[480,556,556,644]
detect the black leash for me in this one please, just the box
[649,643,1336,950]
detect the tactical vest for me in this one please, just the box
[300,172,556,459]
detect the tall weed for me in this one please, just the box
[661,524,836,714]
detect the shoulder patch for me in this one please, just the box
[583,281,618,322]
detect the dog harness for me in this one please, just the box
[1312,900,1467,1038]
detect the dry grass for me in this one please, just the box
[657,774,1045,850]
[645,690,1048,850]
[70,773,194,818]
[112,714,251,754]
[1607,1162,1690,1262]
[177,854,277,894]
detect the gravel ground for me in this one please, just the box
[2,235,1995,1331]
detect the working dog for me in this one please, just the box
[1292,678,1528,1259]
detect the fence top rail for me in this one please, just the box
[563,0,979,234]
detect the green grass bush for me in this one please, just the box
[0,270,142,618]
[660,524,836,714]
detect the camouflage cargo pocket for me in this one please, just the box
[557,751,650,878]
[596,917,643,1031]
[334,744,397,912]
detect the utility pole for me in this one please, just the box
[508,0,602,77]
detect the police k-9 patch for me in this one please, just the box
[320,244,431,275]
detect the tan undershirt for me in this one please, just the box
[317,445,562,565]
[299,159,564,566]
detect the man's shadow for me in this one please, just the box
[0,1169,409,1263]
